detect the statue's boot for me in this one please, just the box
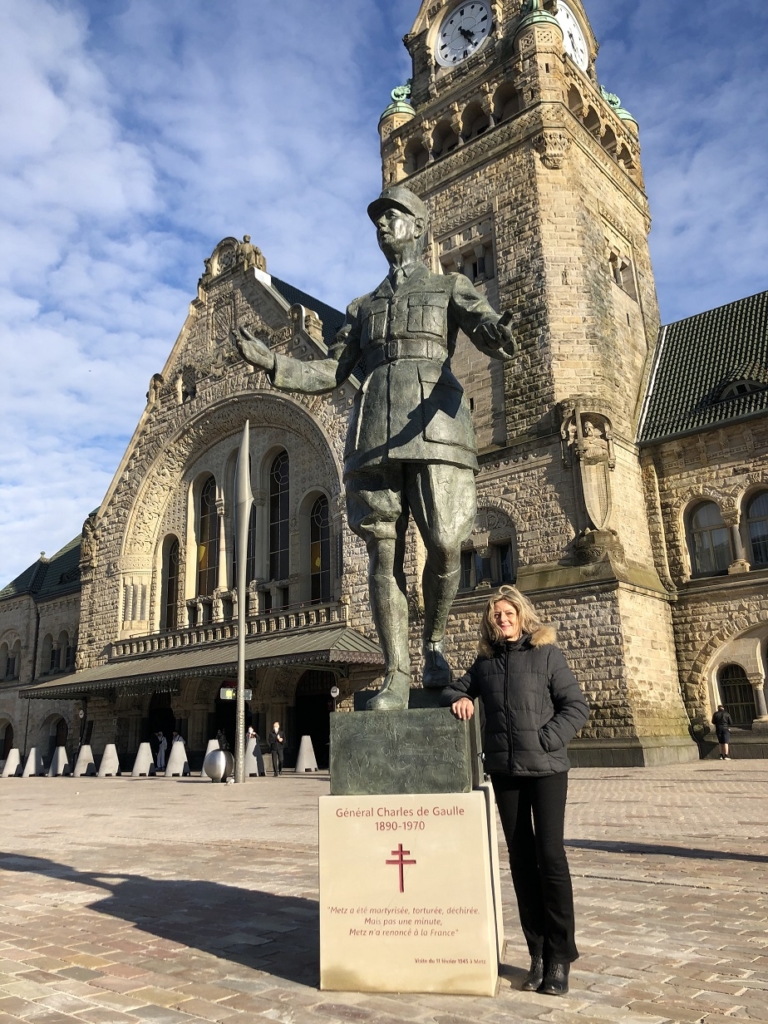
[422,566,461,689]
[366,573,411,711]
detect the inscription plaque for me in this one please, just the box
[319,791,500,995]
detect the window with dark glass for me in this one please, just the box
[689,502,732,575]
[269,452,290,581]
[197,476,219,597]
[718,664,756,727]
[164,538,180,630]
[747,492,768,566]
[310,496,331,603]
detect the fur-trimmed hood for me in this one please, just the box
[478,624,557,658]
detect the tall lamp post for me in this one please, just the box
[234,421,254,785]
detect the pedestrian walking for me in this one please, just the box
[712,704,733,760]
[442,585,589,996]
[156,731,168,772]
[268,722,285,777]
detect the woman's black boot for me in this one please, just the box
[538,960,570,996]
[521,955,544,991]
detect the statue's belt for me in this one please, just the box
[365,338,447,369]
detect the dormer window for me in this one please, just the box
[719,379,767,400]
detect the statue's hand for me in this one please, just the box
[475,314,518,361]
[235,326,276,372]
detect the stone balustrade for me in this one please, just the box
[109,600,348,660]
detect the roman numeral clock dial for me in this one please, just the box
[435,2,493,67]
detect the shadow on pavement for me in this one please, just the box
[566,838,768,864]
[0,852,319,985]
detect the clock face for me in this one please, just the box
[436,2,493,67]
[555,1,589,71]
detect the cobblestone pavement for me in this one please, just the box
[1,761,767,1024]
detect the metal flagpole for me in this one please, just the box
[234,420,254,785]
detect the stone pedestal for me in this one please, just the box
[319,789,500,995]
[330,708,482,796]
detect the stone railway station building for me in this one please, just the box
[2,0,767,774]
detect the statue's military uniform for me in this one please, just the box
[261,184,510,707]
[272,262,499,475]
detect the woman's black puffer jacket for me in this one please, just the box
[441,627,590,777]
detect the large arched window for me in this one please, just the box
[746,491,768,566]
[718,664,755,727]
[310,496,331,604]
[57,631,69,673]
[197,476,219,597]
[8,640,20,680]
[163,538,180,630]
[0,643,8,680]
[269,452,290,582]
[688,501,732,575]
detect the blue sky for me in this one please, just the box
[1,0,767,584]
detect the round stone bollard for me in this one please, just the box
[203,748,234,783]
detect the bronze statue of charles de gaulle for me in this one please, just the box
[237,185,516,711]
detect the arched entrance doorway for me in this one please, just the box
[294,671,336,769]
[718,664,756,726]
[146,691,176,758]
[40,716,68,763]
[1,720,13,760]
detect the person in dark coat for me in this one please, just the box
[268,722,285,777]
[712,705,732,760]
[442,585,590,997]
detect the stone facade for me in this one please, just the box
[2,0,767,772]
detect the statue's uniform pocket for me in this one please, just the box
[362,299,389,344]
[407,292,445,336]
[418,365,475,450]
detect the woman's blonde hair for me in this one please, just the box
[479,585,544,655]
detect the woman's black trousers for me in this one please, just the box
[491,771,578,963]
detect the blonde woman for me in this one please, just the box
[443,586,589,996]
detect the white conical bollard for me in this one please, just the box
[97,744,121,777]
[1,748,22,778]
[164,739,189,777]
[47,747,70,777]
[73,745,96,777]
[131,742,155,777]
[22,747,45,777]
[295,735,318,773]
[205,738,219,757]
[245,735,264,777]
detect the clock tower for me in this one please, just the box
[378,0,698,765]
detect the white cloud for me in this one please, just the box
[1,0,766,584]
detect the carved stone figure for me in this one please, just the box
[237,235,267,273]
[236,185,516,710]
[80,514,98,574]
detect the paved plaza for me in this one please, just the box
[1,761,767,1024]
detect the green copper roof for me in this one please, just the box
[380,83,415,124]
[517,0,560,32]
[600,85,638,125]
[0,534,83,602]
[639,289,768,443]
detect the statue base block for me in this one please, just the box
[319,788,502,995]
[329,708,481,796]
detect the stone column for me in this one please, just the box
[724,514,750,574]
[750,674,768,731]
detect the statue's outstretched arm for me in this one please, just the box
[449,274,518,360]
[235,303,362,395]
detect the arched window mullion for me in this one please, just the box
[198,477,219,597]
[310,496,331,603]
[269,453,290,583]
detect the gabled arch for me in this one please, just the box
[461,101,490,142]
